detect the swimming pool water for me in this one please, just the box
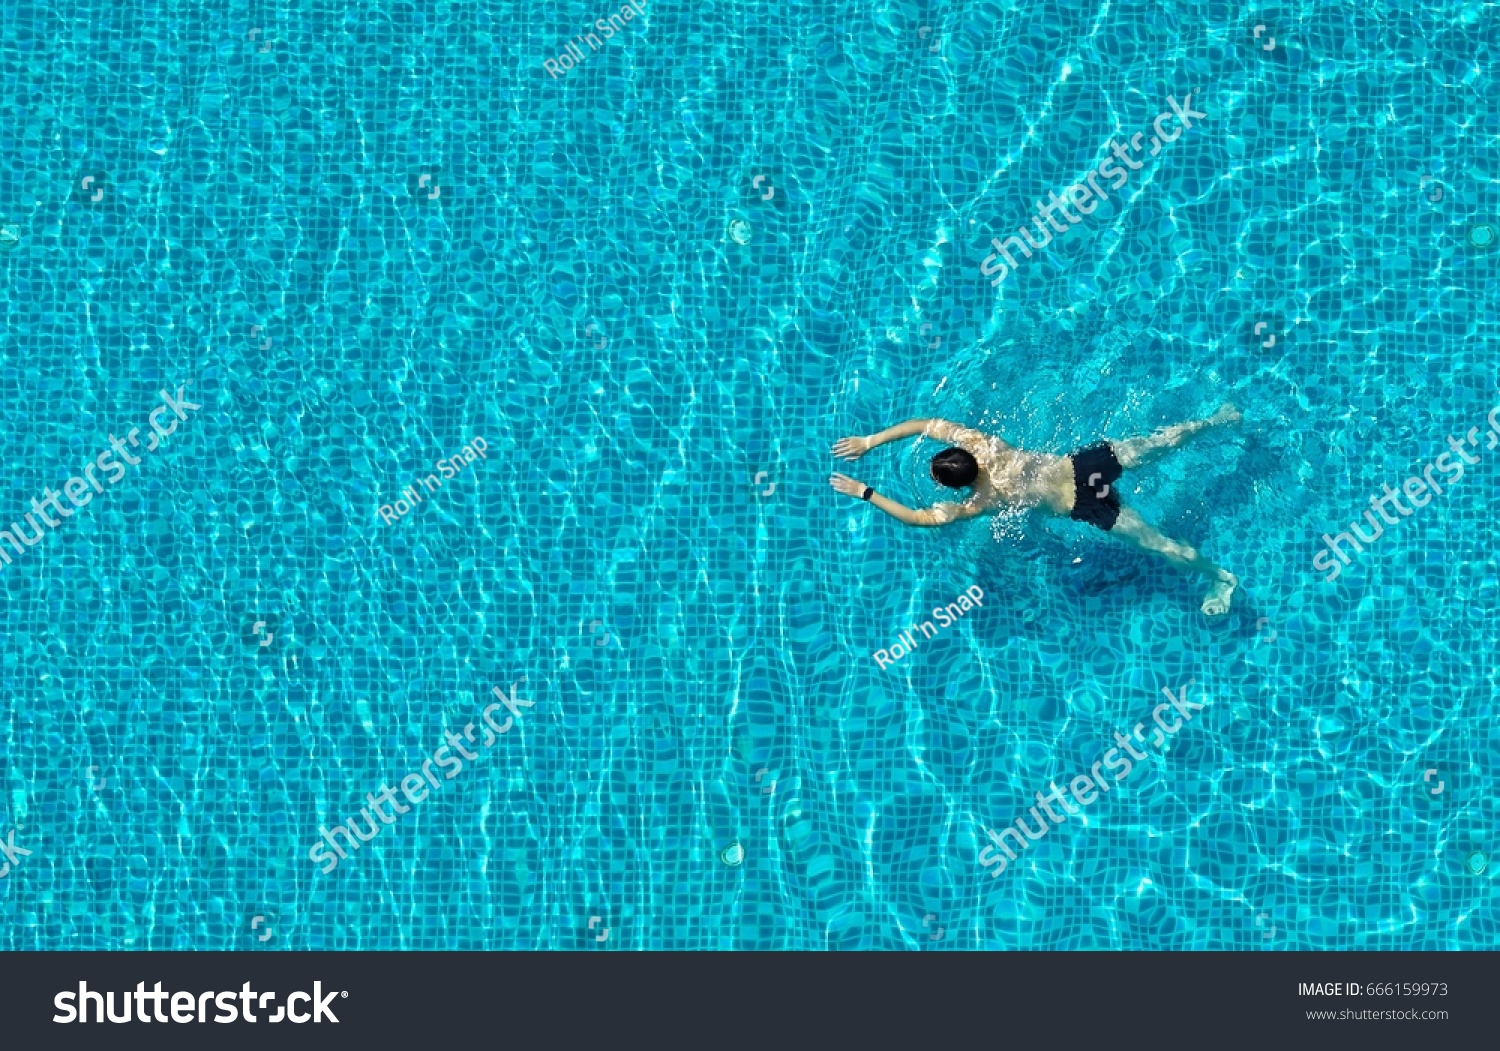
[1,0,1496,949]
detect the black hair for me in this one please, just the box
[930,447,979,488]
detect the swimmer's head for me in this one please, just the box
[930,447,978,488]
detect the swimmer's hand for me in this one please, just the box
[830,472,967,527]
[832,435,871,460]
[829,472,867,498]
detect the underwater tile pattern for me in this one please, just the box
[0,0,1496,949]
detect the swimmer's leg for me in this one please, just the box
[1109,505,1238,616]
[1112,404,1241,469]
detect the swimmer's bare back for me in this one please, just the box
[829,418,1070,522]
[829,407,1243,616]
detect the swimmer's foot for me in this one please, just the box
[1113,404,1241,468]
[1201,572,1238,616]
[1208,403,1242,427]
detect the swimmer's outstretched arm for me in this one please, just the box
[828,472,976,528]
[833,418,967,460]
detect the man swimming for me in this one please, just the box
[829,405,1242,615]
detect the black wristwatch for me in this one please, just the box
[861,486,874,501]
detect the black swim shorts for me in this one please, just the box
[1070,443,1123,531]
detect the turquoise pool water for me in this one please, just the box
[1,1,1496,949]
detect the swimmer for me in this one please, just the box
[830,405,1243,615]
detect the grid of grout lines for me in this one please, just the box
[0,0,1496,950]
